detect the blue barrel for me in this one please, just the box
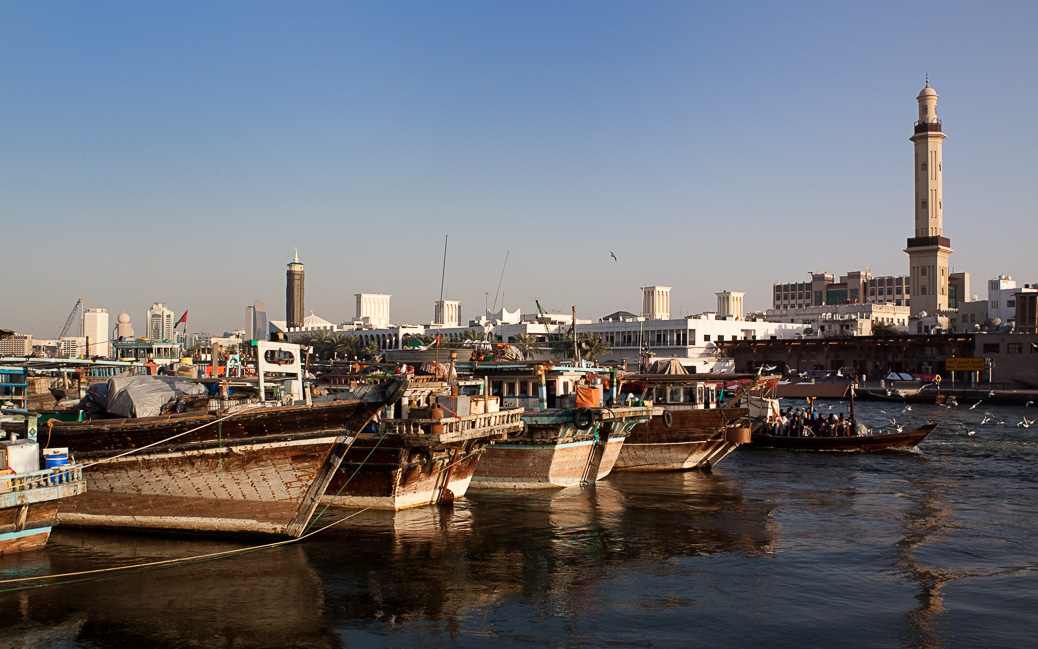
[44,453,69,469]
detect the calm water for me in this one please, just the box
[3,401,1038,649]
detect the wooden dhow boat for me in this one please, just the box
[20,341,407,538]
[323,377,524,509]
[748,382,937,451]
[748,423,937,451]
[1,407,86,554]
[613,370,765,471]
[467,363,660,488]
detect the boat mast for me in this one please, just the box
[435,235,448,372]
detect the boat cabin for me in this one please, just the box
[618,379,720,409]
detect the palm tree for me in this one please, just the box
[509,332,540,360]
[359,340,382,361]
[579,333,610,362]
[329,334,361,359]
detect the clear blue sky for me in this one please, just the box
[3,1,1036,336]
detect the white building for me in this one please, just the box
[146,302,175,342]
[956,275,1038,332]
[432,300,460,328]
[641,286,671,320]
[60,336,86,358]
[356,293,391,328]
[765,303,912,337]
[83,307,110,358]
[0,333,33,357]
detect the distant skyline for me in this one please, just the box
[3,2,1036,336]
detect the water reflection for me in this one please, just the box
[0,530,340,649]
[892,475,960,649]
[305,468,776,636]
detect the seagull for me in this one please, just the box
[988,390,996,397]
[885,388,893,396]
[961,424,976,436]
[609,251,617,262]
[981,413,993,425]
[1026,400,1034,407]
[902,405,912,412]
[969,400,982,410]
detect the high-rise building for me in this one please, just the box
[146,302,175,342]
[0,333,33,357]
[286,248,304,329]
[83,307,110,358]
[247,300,268,341]
[906,79,954,315]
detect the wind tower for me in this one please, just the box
[905,78,952,315]
[286,247,305,329]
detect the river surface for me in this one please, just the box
[2,401,1037,648]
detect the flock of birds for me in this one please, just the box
[880,398,1035,436]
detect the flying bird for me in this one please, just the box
[1018,417,1034,428]
[969,400,981,410]
[902,405,912,413]
[988,390,996,397]
[1026,400,1034,407]
[961,424,976,436]
[609,251,617,262]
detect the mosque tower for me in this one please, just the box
[286,247,304,329]
[905,78,953,315]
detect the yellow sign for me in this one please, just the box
[945,358,985,372]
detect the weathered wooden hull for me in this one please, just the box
[615,407,748,471]
[324,443,485,509]
[1,465,86,554]
[471,406,656,489]
[44,399,384,537]
[749,423,937,451]
[323,409,525,509]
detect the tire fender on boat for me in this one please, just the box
[662,409,673,428]
[573,408,594,430]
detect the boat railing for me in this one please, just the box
[1,463,84,494]
[383,408,525,436]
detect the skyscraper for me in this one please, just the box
[905,79,953,315]
[83,307,110,358]
[286,248,304,329]
[146,302,175,342]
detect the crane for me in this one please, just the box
[58,298,83,339]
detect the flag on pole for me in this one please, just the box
[176,310,188,327]
[435,334,440,347]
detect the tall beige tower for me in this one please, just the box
[905,79,953,315]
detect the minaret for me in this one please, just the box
[286,247,304,329]
[905,78,953,315]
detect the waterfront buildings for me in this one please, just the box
[771,81,969,326]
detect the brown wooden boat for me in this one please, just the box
[613,373,762,471]
[22,342,410,538]
[323,380,525,509]
[748,423,937,451]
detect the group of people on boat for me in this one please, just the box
[767,407,857,438]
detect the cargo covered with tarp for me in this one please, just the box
[105,374,208,418]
